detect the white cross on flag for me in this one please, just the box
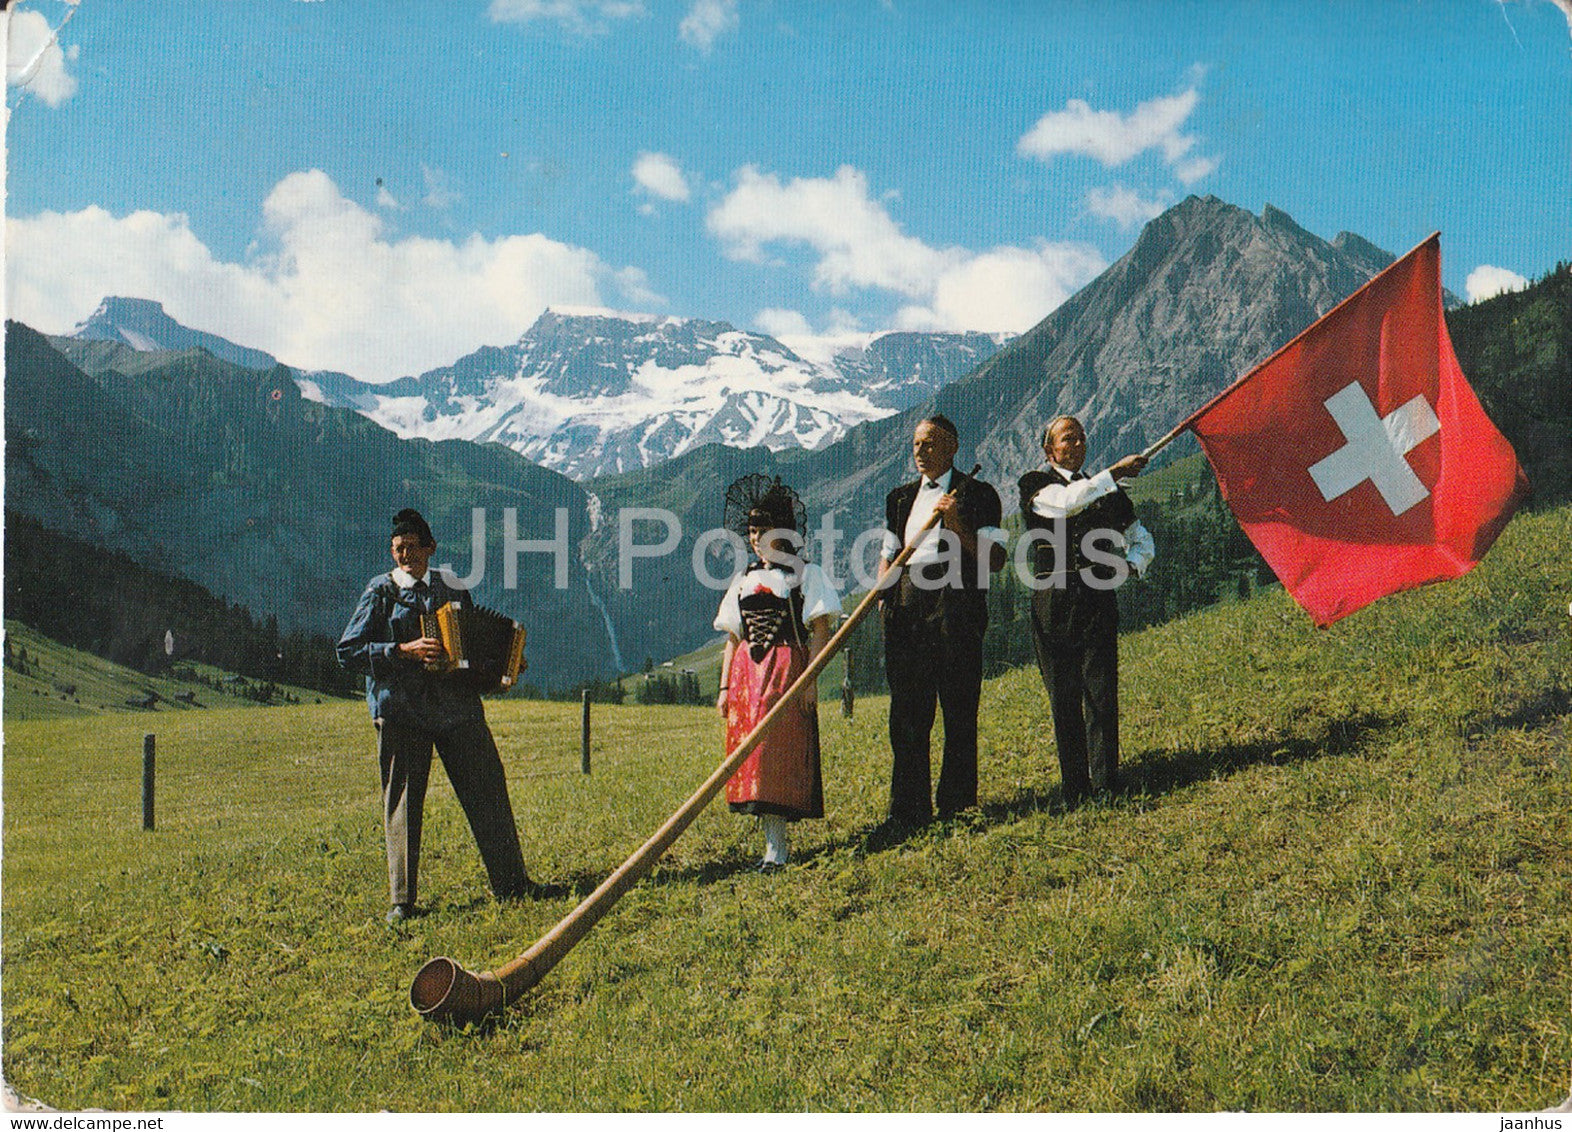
[1186,234,1527,626]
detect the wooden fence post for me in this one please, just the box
[841,636,855,719]
[142,733,156,831]
[581,689,591,775]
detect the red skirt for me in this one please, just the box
[724,640,823,820]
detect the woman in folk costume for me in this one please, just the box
[713,475,841,870]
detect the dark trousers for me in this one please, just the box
[377,717,529,906]
[883,575,985,822]
[1031,585,1119,804]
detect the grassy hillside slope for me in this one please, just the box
[2,504,1567,1111]
[2,621,335,721]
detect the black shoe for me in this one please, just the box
[757,860,785,874]
[385,903,416,926]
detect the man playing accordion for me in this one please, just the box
[337,508,533,925]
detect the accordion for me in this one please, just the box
[422,600,527,693]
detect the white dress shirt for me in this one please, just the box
[1028,462,1156,578]
[881,467,1009,566]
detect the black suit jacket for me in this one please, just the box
[885,468,1003,596]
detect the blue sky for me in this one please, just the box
[6,0,1570,382]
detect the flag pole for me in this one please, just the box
[1137,231,1442,462]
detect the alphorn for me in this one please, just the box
[410,465,984,1025]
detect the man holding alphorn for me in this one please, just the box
[879,415,1008,825]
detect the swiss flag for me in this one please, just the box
[1186,235,1528,626]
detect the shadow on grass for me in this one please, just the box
[1462,680,1570,737]
[511,854,764,894]
[1123,708,1398,801]
[806,707,1404,862]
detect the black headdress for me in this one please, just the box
[723,474,805,540]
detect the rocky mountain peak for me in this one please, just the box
[730,196,1414,540]
[1260,202,1312,238]
[527,307,672,340]
[70,295,279,372]
[1331,230,1389,260]
[73,295,169,332]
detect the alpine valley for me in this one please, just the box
[11,196,1549,692]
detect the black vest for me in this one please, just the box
[735,562,810,662]
[1017,468,1136,583]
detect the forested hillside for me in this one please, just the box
[4,511,356,697]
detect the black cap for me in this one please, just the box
[391,508,435,547]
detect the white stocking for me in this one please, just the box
[760,814,790,864]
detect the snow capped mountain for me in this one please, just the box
[785,328,1014,410]
[67,297,1008,481]
[300,310,1008,480]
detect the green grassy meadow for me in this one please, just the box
[3,505,1569,1111]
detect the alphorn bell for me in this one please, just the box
[410,466,985,1025]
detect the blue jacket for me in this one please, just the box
[336,571,487,732]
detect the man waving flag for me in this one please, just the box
[1168,234,1527,626]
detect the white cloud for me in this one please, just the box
[1019,90,1196,165]
[631,152,691,203]
[6,170,658,382]
[753,308,814,339]
[679,0,740,53]
[6,10,80,107]
[1173,155,1219,185]
[895,243,1107,334]
[487,0,646,35]
[375,184,402,210]
[1018,85,1217,184]
[421,165,462,212]
[707,165,1104,334]
[1465,264,1530,302]
[1084,184,1172,230]
[708,165,958,297]
[613,265,667,308]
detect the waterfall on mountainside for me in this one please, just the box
[583,566,626,674]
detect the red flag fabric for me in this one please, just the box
[1187,235,1527,626]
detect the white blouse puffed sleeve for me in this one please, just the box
[712,574,745,638]
[799,562,842,625]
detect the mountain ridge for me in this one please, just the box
[71,296,281,372]
[20,195,1539,689]
[65,299,1009,481]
